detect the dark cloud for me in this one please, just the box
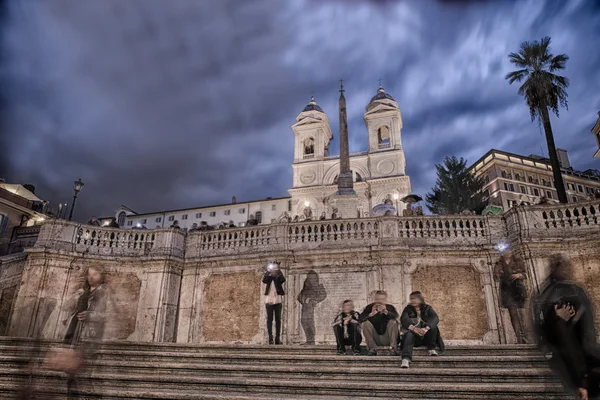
[1,0,599,219]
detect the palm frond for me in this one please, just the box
[505,69,529,84]
[549,54,569,72]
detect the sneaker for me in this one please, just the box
[336,349,346,355]
[428,349,438,356]
[401,358,410,368]
[368,349,378,356]
[353,349,361,356]
[268,337,274,345]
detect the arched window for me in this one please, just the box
[356,173,363,182]
[255,211,262,224]
[333,175,339,185]
[303,137,315,158]
[377,126,390,148]
[117,211,126,226]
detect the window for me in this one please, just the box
[117,211,126,226]
[210,211,216,217]
[271,204,276,211]
[303,137,315,159]
[238,222,245,227]
[572,196,578,202]
[533,188,540,196]
[127,221,133,226]
[156,217,162,223]
[195,212,202,218]
[568,183,575,190]
[239,208,245,214]
[546,191,553,199]
[520,186,527,194]
[515,173,521,181]
[508,200,516,208]
[0,214,8,237]
[528,176,534,183]
[483,175,490,184]
[377,126,391,148]
[182,214,188,220]
[141,219,147,224]
[168,216,174,222]
[504,182,515,192]
[255,211,263,224]
[224,210,231,216]
[578,185,584,193]
[288,200,292,212]
[587,187,595,195]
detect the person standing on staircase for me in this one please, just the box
[493,245,528,344]
[533,254,600,400]
[263,261,286,345]
[332,299,362,355]
[359,290,400,356]
[399,291,444,369]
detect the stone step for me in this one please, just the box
[0,358,559,383]
[0,338,543,356]
[0,371,570,399]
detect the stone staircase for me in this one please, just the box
[0,337,571,399]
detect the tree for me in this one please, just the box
[506,37,569,203]
[426,156,488,215]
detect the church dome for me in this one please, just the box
[302,96,324,113]
[369,86,395,104]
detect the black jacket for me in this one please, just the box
[262,271,286,296]
[400,304,445,352]
[359,303,399,335]
[533,278,600,393]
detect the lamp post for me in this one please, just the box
[393,193,400,216]
[68,178,84,221]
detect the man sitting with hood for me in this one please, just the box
[400,291,445,368]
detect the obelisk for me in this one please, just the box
[333,80,358,218]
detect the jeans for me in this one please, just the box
[266,303,282,340]
[333,323,362,352]
[401,326,438,360]
[507,306,525,344]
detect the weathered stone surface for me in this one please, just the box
[412,265,488,341]
[202,271,260,342]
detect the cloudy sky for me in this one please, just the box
[1,0,599,220]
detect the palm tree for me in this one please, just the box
[506,37,569,203]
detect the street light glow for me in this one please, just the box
[304,201,310,207]
[393,193,399,200]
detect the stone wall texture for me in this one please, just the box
[2,200,599,346]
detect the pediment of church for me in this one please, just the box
[364,103,398,117]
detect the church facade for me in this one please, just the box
[114,86,411,229]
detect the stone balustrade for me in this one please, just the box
[504,199,600,242]
[27,201,600,259]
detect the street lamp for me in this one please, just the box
[68,178,84,221]
[393,193,400,216]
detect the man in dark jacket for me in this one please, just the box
[262,262,286,344]
[332,299,362,355]
[400,291,445,368]
[533,254,600,400]
[359,290,400,356]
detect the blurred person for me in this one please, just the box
[297,271,327,344]
[359,290,399,356]
[494,246,528,343]
[246,214,258,226]
[170,220,181,229]
[263,261,286,344]
[400,291,445,368]
[533,254,600,400]
[107,217,120,228]
[332,299,362,355]
[43,266,112,398]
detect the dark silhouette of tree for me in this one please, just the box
[426,156,487,215]
[506,37,569,203]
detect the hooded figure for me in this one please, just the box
[532,254,600,399]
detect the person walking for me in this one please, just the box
[263,261,286,345]
[494,246,528,343]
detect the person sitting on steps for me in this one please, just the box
[400,291,445,368]
[359,290,400,356]
[332,300,362,355]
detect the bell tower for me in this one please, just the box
[291,96,333,163]
[364,84,403,154]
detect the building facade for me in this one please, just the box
[114,86,412,229]
[592,111,600,158]
[0,183,46,256]
[469,149,600,211]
